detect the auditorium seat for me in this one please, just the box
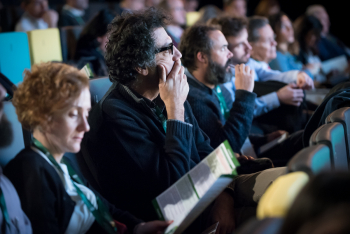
[326,107,350,168]
[59,26,83,62]
[89,77,112,106]
[236,217,283,234]
[0,101,28,167]
[27,28,63,65]
[0,32,31,84]
[287,145,332,175]
[309,122,348,171]
[257,171,309,219]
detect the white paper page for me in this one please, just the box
[321,55,348,74]
[172,176,234,234]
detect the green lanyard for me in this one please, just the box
[0,187,11,230]
[32,138,118,234]
[154,106,167,133]
[214,86,230,120]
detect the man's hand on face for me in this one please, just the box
[234,64,254,92]
[208,191,235,234]
[158,59,189,122]
[277,83,304,106]
[42,10,58,28]
[296,72,314,90]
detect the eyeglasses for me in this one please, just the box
[155,43,174,55]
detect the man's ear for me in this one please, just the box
[196,51,208,65]
[135,67,149,76]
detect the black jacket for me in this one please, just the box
[4,148,142,234]
[186,71,256,152]
[81,82,213,221]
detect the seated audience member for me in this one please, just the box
[58,0,89,27]
[180,24,304,165]
[294,15,339,85]
[145,0,161,8]
[268,12,314,78]
[182,0,198,12]
[279,172,350,234]
[254,0,280,18]
[0,83,32,234]
[15,0,58,32]
[75,9,115,77]
[4,63,170,234]
[179,24,256,152]
[195,5,223,25]
[114,0,146,15]
[82,8,286,233]
[212,17,313,133]
[223,0,246,18]
[306,5,350,61]
[157,0,186,48]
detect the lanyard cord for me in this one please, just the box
[154,106,167,133]
[0,187,11,230]
[214,86,230,120]
[32,138,118,234]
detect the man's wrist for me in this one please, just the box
[166,105,185,122]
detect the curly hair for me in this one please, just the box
[105,7,169,86]
[179,24,219,73]
[209,16,247,38]
[12,62,89,131]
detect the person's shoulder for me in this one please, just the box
[5,148,49,172]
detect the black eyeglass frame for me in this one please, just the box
[155,43,174,55]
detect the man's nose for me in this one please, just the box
[173,46,182,61]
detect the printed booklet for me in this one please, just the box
[152,140,240,234]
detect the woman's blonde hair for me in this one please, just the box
[13,62,89,130]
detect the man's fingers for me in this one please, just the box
[157,65,166,84]
[169,59,181,79]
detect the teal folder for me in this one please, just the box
[0,32,31,85]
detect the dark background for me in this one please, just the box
[1,0,348,46]
[198,0,349,47]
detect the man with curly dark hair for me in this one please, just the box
[82,8,286,233]
[82,7,215,228]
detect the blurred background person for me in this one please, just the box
[15,0,58,31]
[114,0,145,15]
[182,0,198,12]
[223,0,246,18]
[58,0,89,27]
[294,15,326,83]
[75,9,116,77]
[157,0,186,47]
[195,4,222,25]
[254,0,280,18]
[269,12,314,78]
[306,5,350,61]
[145,0,160,8]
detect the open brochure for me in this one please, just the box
[321,55,348,74]
[152,140,240,234]
[258,132,288,154]
[80,63,94,79]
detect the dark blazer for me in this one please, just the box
[4,148,142,234]
[81,82,214,222]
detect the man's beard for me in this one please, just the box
[0,113,13,148]
[204,58,233,86]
